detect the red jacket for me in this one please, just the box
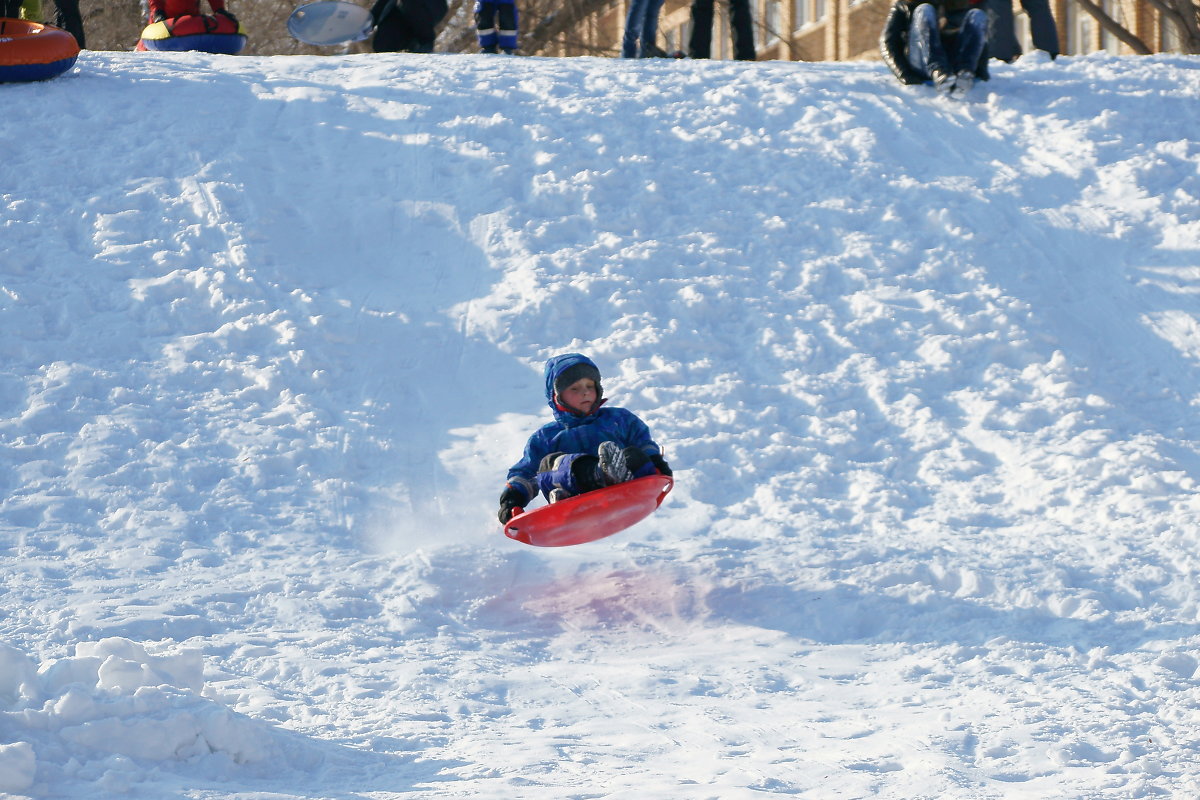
[148,0,227,21]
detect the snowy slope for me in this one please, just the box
[2,49,1200,798]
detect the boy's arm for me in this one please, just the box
[506,429,552,490]
[498,483,528,524]
[499,429,551,522]
[617,409,672,475]
[618,410,661,457]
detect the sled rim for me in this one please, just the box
[504,475,673,547]
[287,1,375,45]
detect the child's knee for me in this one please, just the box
[537,451,566,474]
[570,455,605,493]
[535,452,604,498]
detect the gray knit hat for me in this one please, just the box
[554,361,602,398]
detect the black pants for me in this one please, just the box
[56,0,86,47]
[688,0,755,60]
[985,0,1058,61]
[372,0,448,52]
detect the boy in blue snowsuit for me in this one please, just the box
[497,353,672,524]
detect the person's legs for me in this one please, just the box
[950,8,987,73]
[474,0,498,52]
[984,0,1019,61]
[536,452,606,500]
[374,11,418,52]
[687,0,714,58]
[638,0,666,57]
[623,0,647,57]
[495,0,518,53]
[907,3,950,82]
[54,0,86,46]
[1022,0,1059,57]
[729,0,755,60]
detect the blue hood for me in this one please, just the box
[543,353,604,422]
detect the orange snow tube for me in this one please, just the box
[0,18,79,83]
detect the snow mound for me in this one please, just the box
[0,639,293,793]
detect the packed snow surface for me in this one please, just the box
[3,48,1200,798]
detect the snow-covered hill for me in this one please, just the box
[2,49,1199,798]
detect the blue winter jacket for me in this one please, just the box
[504,353,663,503]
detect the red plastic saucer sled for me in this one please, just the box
[504,475,673,547]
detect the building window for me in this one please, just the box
[814,0,827,21]
[795,0,809,28]
[1100,0,1121,53]
[1161,10,1182,51]
[1065,1,1096,55]
[765,0,781,40]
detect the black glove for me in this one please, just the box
[216,8,238,24]
[498,486,525,525]
[650,454,672,477]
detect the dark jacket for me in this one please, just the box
[880,0,991,85]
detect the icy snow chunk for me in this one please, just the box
[1156,652,1198,679]
[77,638,204,693]
[0,741,37,794]
[37,656,104,695]
[0,643,41,707]
[50,686,101,725]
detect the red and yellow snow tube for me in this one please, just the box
[137,14,247,55]
[0,18,79,83]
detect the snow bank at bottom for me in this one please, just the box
[0,638,291,795]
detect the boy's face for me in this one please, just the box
[559,377,597,413]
